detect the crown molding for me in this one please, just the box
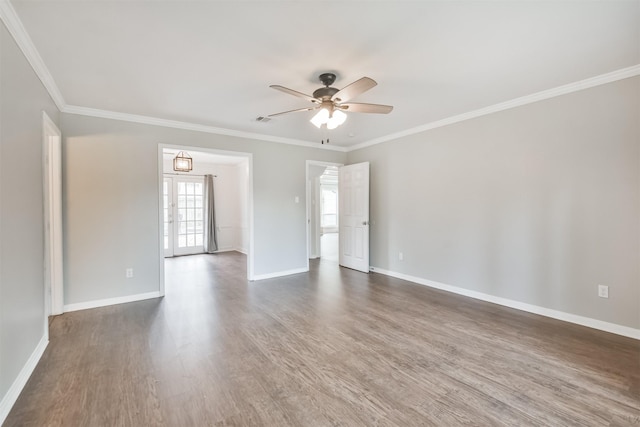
[347,64,640,152]
[63,65,640,154]
[3,0,637,154]
[1,0,344,152]
[0,0,65,110]
[62,105,348,152]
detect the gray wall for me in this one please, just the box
[61,113,346,305]
[349,76,640,329]
[0,22,59,400]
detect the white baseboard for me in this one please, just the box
[0,334,48,424]
[63,291,161,313]
[252,267,308,281]
[370,267,640,340]
[209,248,246,255]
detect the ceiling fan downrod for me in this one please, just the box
[318,73,337,87]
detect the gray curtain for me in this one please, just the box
[203,174,218,253]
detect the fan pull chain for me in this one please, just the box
[321,126,330,144]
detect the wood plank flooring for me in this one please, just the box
[5,253,640,426]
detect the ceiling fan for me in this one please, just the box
[268,73,393,130]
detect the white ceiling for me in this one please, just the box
[10,1,640,148]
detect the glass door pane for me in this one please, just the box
[173,177,204,256]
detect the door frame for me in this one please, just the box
[42,111,64,322]
[157,144,255,295]
[305,160,343,271]
[162,177,174,257]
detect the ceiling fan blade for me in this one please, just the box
[331,77,377,103]
[268,106,318,117]
[270,85,319,103]
[339,103,393,114]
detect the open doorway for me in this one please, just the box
[306,161,342,267]
[158,145,254,295]
[319,167,339,262]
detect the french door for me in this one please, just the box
[163,176,205,257]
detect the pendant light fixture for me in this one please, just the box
[173,151,193,172]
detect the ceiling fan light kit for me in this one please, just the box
[310,108,330,128]
[310,108,347,129]
[269,72,393,135]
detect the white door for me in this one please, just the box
[163,178,174,257]
[173,177,205,256]
[339,162,369,272]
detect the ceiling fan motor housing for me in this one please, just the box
[313,73,340,101]
[313,86,339,100]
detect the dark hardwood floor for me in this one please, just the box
[5,253,640,426]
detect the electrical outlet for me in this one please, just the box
[126,268,134,279]
[598,285,609,298]
[399,252,404,261]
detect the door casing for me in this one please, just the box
[43,111,64,319]
[157,144,255,295]
[305,160,343,270]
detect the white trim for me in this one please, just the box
[42,111,64,316]
[212,248,238,253]
[64,105,347,152]
[0,334,48,425]
[163,248,245,258]
[157,149,167,293]
[370,267,640,340]
[252,267,308,281]
[246,155,255,280]
[63,291,161,313]
[0,1,65,110]
[348,64,640,152]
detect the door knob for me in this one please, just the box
[362,221,368,225]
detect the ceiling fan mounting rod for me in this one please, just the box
[318,72,337,87]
